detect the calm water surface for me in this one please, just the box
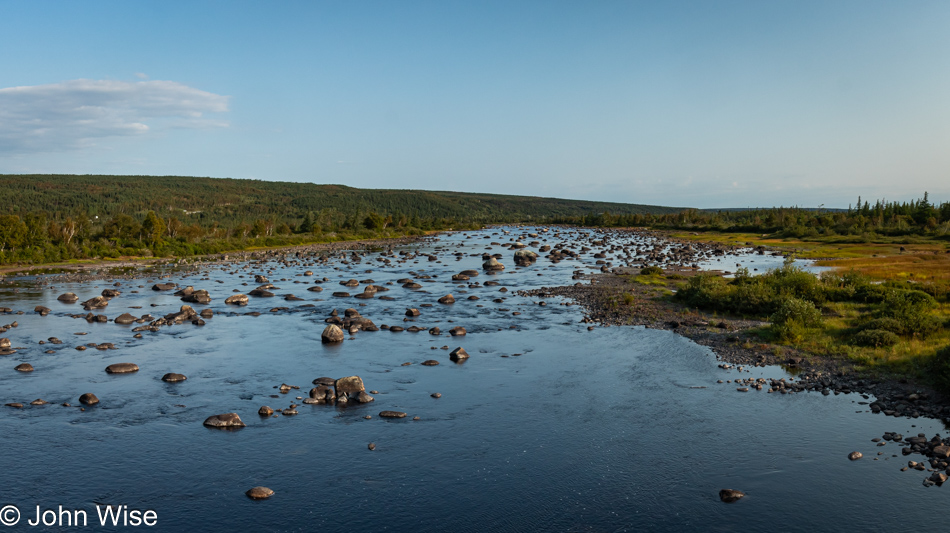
[0,228,944,532]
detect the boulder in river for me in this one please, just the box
[203,413,246,428]
[34,305,51,316]
[259,406,274,416]
[105,363,139,374]
[152,283,176,291]
[449,326,467,336]
[79,393,99,405]
[161,373,187,382]
[379,410,407,418]
[246,486,274,500]
[513,249,538,266]
[114,313,137,325]
[57,292,79,303]
[321,324,345,343]
[182,289,211,304]
[719,489,745,503]
[438,294,456,304]
[449,347,469,362]
[335,376,365,400]
[15,363,34,372]
[483,257,505,271]
[81,296,109,310]
[848,451,863,460]
[225,294,249,305]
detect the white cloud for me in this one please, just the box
[0,78,229,154]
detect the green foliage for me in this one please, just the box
[769,297,823,342]
[929,345,950,394]
[875,289,940,337]
[853,329,900,348]
[639,265,664,276]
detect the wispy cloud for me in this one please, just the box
[0,78,229,154]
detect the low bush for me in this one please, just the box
[928,345,950,394]
[770,297,823,342]
[853,329,899,347]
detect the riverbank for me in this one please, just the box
[0,235,429,281]
[522,263,950,423]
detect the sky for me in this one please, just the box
[0,0,947,209]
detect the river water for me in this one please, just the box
[0,227,945,532]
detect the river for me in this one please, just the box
[0,227,945,532]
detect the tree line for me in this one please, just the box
[555,193,950,240]
[0,174,678,265]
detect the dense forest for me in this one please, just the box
[557,194,950,240]
[0,174,681,265]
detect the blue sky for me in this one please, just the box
[1,0,947,208]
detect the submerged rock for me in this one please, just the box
[161,373,187,382]
[14,363,34,372]
[719,489,745,503]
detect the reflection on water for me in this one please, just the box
[0,228,943,532]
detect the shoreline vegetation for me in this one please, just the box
[1,174,948,404]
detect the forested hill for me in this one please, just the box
[0,174,682,265]
[0,174,682,223]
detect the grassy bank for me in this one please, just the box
[612,233,950,393]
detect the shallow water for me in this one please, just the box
[0,228,944,532]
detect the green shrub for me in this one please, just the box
[877,289,939,337]
[769,297,823,342]
[674,274,729,308]
[770,297,823,327]
[639,265,664,276]
[860,317,904,334]
[853,329,899,347]
[928,345,950,394]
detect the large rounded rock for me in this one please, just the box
[246,486,274,500]
[152,283,176,291]
[225,294,249,306]
[105,363,139,374]
[449,326,467,336]
[438,294,456,304]
[513,249,538,266]
[34,305,51,316]
[203,413,246,428]
[0,338,10,349]
[57,292,79,303]
[161,373,187,382]
[114,313,137,325]
[848,451,863,461]
[259,406,274,416]
[15,363,34,372]
[321,324,345,343]
[79,393,99,405]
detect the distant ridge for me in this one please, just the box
[0,174,685,223]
